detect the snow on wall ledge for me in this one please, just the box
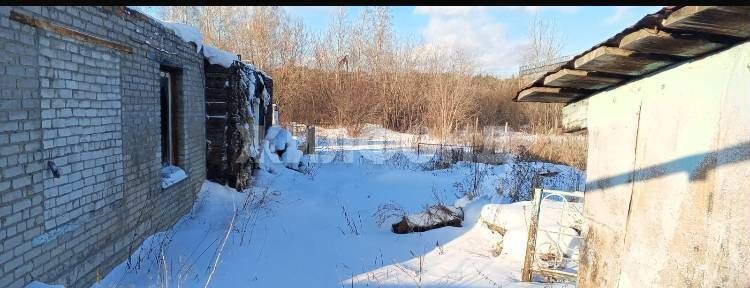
[161,165,188,189]
[160,21,203,53]
[25,281,64,288]
[159,20,238,68]
[126,7,241,68]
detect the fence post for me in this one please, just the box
[305,125,315,154]
[522,187,543,282]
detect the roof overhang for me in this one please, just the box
[514,6,750,133]
[515,6,750,104]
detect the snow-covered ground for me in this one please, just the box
[90,126,584,288]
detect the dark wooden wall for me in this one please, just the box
[204,61,234,183]
[204,61,274,189]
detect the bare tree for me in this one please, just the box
[159,6,568,136]
[521,15,565,67]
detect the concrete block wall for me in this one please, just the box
[579,41,750,287]
[0,6,206,288]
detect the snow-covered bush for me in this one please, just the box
[260,127,306,172]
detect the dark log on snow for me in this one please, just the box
[392,205,464,234]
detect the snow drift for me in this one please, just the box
[94,124,584,288]
[260,127,305,172]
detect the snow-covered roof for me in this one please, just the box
[202,45,239,68]
[160,21,203,53]
[159,20,240,68]
[125,7,270,73]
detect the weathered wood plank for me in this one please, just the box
[534,268,578,282]
[206,117,226,131]
[206,101,228,116]
[574,46,673,76]
[305,126,316,155]
[619,28,727,57]
[206,77,230,89]
[205,87,229,101]
[544,69,624,90]
[9,10,132,54]
[562,98,588,133]
[517,87,586,103]
[662,6,750,38]
[522,188,543,282]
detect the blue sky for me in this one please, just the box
[137,6,662,76]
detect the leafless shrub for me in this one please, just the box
[430,186,448,207]
[421,153,454,171]
[394,250,426,288]
[385,151,415,170]
[339,201,363,236]
[299,156,319,179]
[124,229,176,283]
[435,240,445,255]
[373,201,407,228]
[237,180,281,245]
[241,180,281,213]
[420,145,464,171]
[452,161,490,201]
[332,135,347,163]
[491,241,504,258]
[497,146,540,202]
[475,267,502,288]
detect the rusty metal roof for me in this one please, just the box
[514,6,750,103]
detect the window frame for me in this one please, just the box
[159,66,189,189]
[159,67,181,168]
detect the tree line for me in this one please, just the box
[163,6,564,137]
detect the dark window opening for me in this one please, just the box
[160,69,180,166]
[255,73,266,126]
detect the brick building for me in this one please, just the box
[0,6,213,287]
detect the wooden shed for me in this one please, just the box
[515,6,750,287]
[205,60,273,189]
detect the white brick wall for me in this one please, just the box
[0,6,206,288]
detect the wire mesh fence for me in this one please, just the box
[518,55,574,76]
